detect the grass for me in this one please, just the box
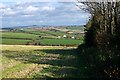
[2,32,39,39]
[22,28,82,39]
[1,39,31,45]
[40,39,83,46]
[1,45,81,78]
[1,27,84,46]
[1,45,71,51]
[1,44,113,78]
[1,35,83,46]
[41,30,65,36]
[65,26,84,31]
[21,28,65,37]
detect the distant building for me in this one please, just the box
[63,35,67,38]
[71,36,75,39]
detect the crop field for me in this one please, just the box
[1,39,31,45]
[1,26,84,46]
[0,26,86,78]
[1,45,84,78]
[1,32,39,39]
[40,39,83,45]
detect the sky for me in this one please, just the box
[0,0,90,28]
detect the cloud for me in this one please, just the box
[0,3,7,9]
[41,6,55,11]
[39,20,44,23]
[24,5,39,12]
[2,2,90,27]
[1,3,39,17]
[22,14,34,17]
[5,10,16,15]
[16,6,23,10]
[2,8,16,15]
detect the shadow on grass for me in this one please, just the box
[2,49,84,78]
[3,44,114,78]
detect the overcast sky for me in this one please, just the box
[0,0,90,28]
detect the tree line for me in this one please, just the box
[77,0,120,78]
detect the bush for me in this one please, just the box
[77,44,120,78]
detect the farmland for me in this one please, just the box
[1,26,84,46]
[1,39,31,45]
[1,26,86,78]
[1,45,82,78]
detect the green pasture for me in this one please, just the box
[2,32,39,39]
[40,39,83,45]
[1,39,31,45]
[1,27,84,46]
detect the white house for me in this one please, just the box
[63,35,67,38]
[71,36,75,39]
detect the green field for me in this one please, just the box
[1,39,31,45]
[2,32,39,39]
[1,26,84,46]
[65,26,84,30]
[40,39,83,45]
[1,45,82,78]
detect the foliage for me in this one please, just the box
[83,1,120,49]
[77,44,120,78]
[77,1,120,78]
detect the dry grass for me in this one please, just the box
[1,45,76,51]
[1,45,79,78]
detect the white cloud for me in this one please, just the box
[24,5,39,12]
[0,3,7,9]
[39,20,44,23]
[6,8,11,11]
[6,11,16,15]
[3,8,16,15]
[41,6,55,11]
[16,6,23,10]
[22,14,34,17]
[1,3,40,16]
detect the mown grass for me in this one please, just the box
[1,45,82,78]
[40,39,83,46]
[2,32,39,39]
[1,39,31,45]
